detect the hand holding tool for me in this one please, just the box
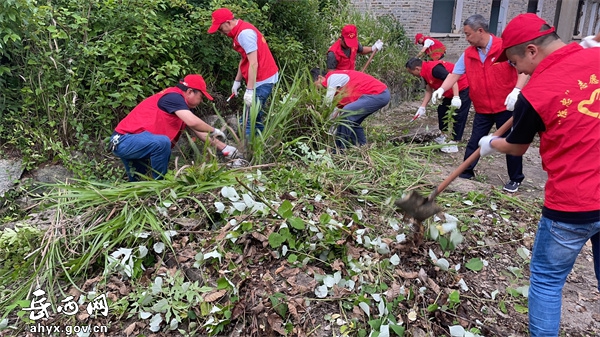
[431,88,445,105]
[411,107,426,122]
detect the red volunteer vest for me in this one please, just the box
[323,70,387,107]
[522,43,600,212]
[424,37,446,61]
[115,87,186,148]
[420,60,469,98]
[464,35,517,113]
[328,39,357,70]
[228,20,278,83]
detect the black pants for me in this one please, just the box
[462,110,524,182]
[438,88,471,141]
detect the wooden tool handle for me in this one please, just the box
[360,50,377,72]
[427,116,514,200]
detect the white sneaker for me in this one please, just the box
[434,135,447,144]
[441,141,459,153]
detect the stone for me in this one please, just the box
[0,158,24,197]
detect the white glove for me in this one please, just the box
[504,88,521,111]
[211,128,226,139]
[372,39,383,52]
[450,96,461,108]
[580,35,600,48]
[478,135,499,157]
[222,145,241,159]
[243,89,254,107]
[231,81,242,95]
[431,88,445,105]
[413,107,426,120]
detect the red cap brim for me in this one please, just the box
[200,89,213,101]
[344,37,358,48]
[208,23,220,34]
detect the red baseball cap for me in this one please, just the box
[415,33,424,44]
[208,8,234,34]
[498,13,555,62]
[341,24,358,48]
[181,74,213,100]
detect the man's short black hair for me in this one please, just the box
[405,57,423,70]
[310,67,327,82]
[176,82,198,93]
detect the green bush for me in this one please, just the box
[0,0,416,179]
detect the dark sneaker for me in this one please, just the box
[503,181,521,193]
[459,171,475,180]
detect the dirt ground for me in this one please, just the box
[366,100,600,336]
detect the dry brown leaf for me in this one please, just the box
[123,322,137,337]
[280,268,300,278]
[386,282,402,301]
[292,326,307,337]
[427,278,441,294]
[418,268,428,283]
[215,223,232,241]
[232,301,245,320]
[67,286,82,299]
[107,292,118,302]
[204,289,227,302]
[381,237,394,246]
[352,305,364,319]
[267,313,286,335]
[252,231,268,242]
[81,275,103,292]
[346,243,363,259]
[332,285,352,298]
[396,269,419,279]
[176,247,196,263]
[274,265,286,275]
[119,283,130,296]
[251,303,265,314]
[77,311,89,321]
[331,259,345,271]
[288,302,301,323]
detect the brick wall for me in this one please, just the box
[350,0,560,62]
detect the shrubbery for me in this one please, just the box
[0,0,417,178]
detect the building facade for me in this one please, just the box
[351,0,600,61]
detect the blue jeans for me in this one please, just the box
[240,83,274,136]
[111,131,172,181]
[336,89,390,149]
[528,216,600,336]
[461,110,524,182]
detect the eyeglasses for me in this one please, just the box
[508,60,516,68]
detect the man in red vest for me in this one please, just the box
[433,14,529,192]
[415,33,446,61]
[477,14,600,336]
[208,8,279,136]
[111,75,241,181]
[405,57,471,153]
[327,24,383,72]
[311,68,390,149]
